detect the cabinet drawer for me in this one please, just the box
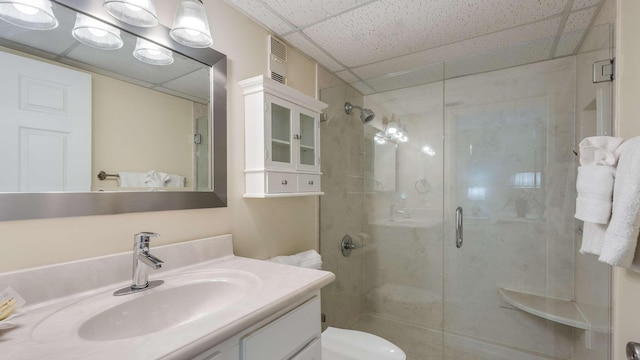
[241,297,320,360]
[297,174,320,192]
[266,172,297,193]
[290,338,321,360]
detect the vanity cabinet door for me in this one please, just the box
[265,94,296,171]
[296,107,320,173]
[289,338,321,360]
[240,297,320,360]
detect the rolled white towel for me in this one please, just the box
[578,136,623,166]
[600,137,640,267]
[269,249,322,270]
[579,222,607,256]
[575,165,616,224]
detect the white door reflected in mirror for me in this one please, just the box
[0,51,91,192]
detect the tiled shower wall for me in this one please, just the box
[319,79,366,329]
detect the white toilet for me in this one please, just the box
[321,327,406,360]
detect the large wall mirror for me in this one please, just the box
[0,0,227,221]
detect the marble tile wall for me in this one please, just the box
[318,80,366,329]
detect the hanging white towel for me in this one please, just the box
[575,136,624,257]
[144,171,169,187]
[578,136,623,166]
[575,165,616,224]
[579,222,607,256]
[599,137,640,268]
[118,172,147,187]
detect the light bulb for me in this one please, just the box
[124,3,142,11]
[13,3,38,15]
[88,27,108,37]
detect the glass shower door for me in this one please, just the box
[443,25,613,360]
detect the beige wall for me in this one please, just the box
[91,74,193,191]
[614,0,640,358]
[0,0,319,272]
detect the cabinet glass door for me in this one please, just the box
[267,95,294,169]
[297,108,319,171]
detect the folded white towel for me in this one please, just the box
[144,171,169,187]
[578,136,623,166]
[118,172,147,187]
[575,165,616,224]
[163,173,185,188]
[600,137,640,268]
[579,222,607,256]
[269,249,322,270]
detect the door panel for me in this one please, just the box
[0,51,91,192]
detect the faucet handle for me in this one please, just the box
[134,232,160,244]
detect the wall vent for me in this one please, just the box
[268,35,287,85]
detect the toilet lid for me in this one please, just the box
[322,327,406,360]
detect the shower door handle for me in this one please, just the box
[455,206,463,248]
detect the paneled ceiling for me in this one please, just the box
[224,0,611,94]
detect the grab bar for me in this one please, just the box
[456,206,463,248]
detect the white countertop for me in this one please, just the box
[0,235,335,359]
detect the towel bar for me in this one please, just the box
[97,171,119,181]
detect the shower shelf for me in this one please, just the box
[498,287,609,334]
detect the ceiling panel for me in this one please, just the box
[555,30,586,57]
[572,0,602,10]
[366,63,444,93]
[335,70,359,83]
[351,16,560,80]
[303,0,567,67]
[579,23,611,54]
[263,0,372,28]
[223,0,294,35]
[283,32,344,71]
[349,81,376,95]
[444,38,554,79]
[563,7,597,33]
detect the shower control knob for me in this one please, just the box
[308,180,314,185]
[281,180,288,185]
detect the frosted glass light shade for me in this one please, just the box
[0,0,58,30]
[103,0,158,27]
[72,13,123,50]
[134,38,173,65]
[170,0,212,48]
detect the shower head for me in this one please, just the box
[345,102,375,123]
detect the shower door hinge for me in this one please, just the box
[264,101,268,112]
[593,58,615,83]
[193,134,202,144]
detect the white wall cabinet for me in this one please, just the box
[192,295,322,360]
[240,76,327,198]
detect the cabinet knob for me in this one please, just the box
[308,180,314,185]
[282,180,288,185]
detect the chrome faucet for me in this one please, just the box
[114,232,164,296]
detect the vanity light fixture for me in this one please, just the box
[103,0,158,27]
[133,37,173,65]
[72,13,123,50]
[0,0,58,30]
[170,0,212,48]
[374,132,387,145]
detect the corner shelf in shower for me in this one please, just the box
[498,287,609,334]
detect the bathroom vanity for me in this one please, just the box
[0,235,334,359]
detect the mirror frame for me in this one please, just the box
[0,0,227,221]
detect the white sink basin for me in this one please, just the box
[33,269,260,342]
